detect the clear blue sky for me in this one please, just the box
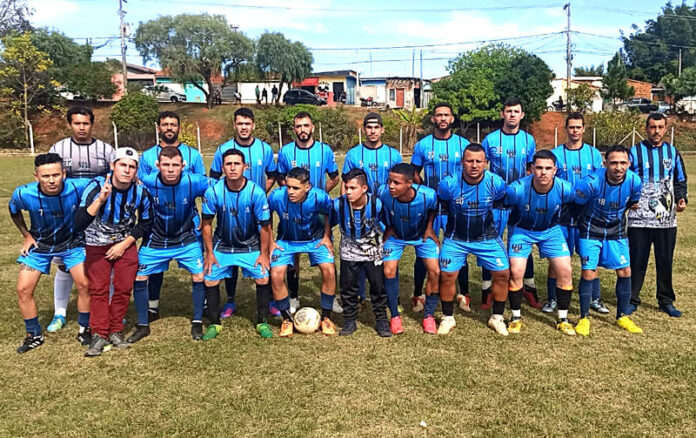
[28,0,668,79]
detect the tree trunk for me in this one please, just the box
[23,72,29,148]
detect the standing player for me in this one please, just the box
[627,113,688,317]
[210,107,277,319]
[411,102,470,312]
[546,112,604,314]
[481,97,539,309]
[574,145,643,335]
[47,106,114,333]
[269,167,337,337]
[505,150,576,335]
[437,144,510,336]
[9,153,91,353]
[201,149,273,340]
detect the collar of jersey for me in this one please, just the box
[224,177,248,192]
[295,140,317,150]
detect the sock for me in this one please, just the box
[24,317,41,337]
[357,267,367,301]
[457,266,469,294]
[481,268,492,283]
[481,280,492,290]
[492,300,506,316]
[547,277,557,301]
[320,292,335,316]
[255,283,272,324]
[524,256,535,285]
[592,278,601,301]
[53,269,73,317]
[509,288,523,318]
[424,293,439,317]
[616,277,631,319]
[557,286,573,320]
[205,285,221,325]
[413,257,426,297]
[148,271,164,305]
[441,299,454,317]
[148,300,159,312]
[77,311,90,330]
[192,281,205,322]
[287,268,299,299]
[275,296,293,321]
[133,280,150,326]
[385,277,400,317]
[224,267,239,302]
[579,278,592,318]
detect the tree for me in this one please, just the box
[494,51,554,121]
[0,0,32,37]
[674,66,696,99]
[567,84,596,113]
[110,92,159,149]
[62,62,117,100]
[602,52,635,107]
[134,14,255,108]
[256,32,313,102]
[574,65,604,76]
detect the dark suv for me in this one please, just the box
[283,89,326,106]
[621,98,658,113]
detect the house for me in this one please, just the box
[358,76,427,109]
[295,70,358,105]
[111,63,158,100]
[548,77,603,112]
[357,77,387,105]
[626,79,654,100]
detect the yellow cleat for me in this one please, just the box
[321,317,337,336]
[507,318,523,334]
[557,320,576,336]
[279,319,294,338]
[575,317,591,337]
[616,316,643,334]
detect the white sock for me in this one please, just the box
[523,277,536,288]
[512,309,521,318]
[149,300,159,310]
[53,269,73,317]
[558,309,568,320]
[491,314,504,321]
[481,280,492,290]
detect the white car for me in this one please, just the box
[143,85,187,103]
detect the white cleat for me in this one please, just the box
[437,316,457,335]
[289,298,300,315]
[487,315,509,336]
[332,298,344,314]
[457,293,471,312]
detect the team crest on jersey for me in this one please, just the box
[572,165,582,175]
[164,201,176,209]
[384,247,393,257]
[229,208,237,216]
[610,201,620,209]
[507,150,516,158]
[368,163,379,171]
[440,257,451,268]
[125,202,136,212]
[535,207,547,214]
[439,153,449,161]
[511,244,523,253]
[271,253,281,262]
[663,159,673,170]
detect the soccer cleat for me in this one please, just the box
[457,293,471,312]
[523,285,543,309]
[279,319,294,337]
[376,320,392,338]
[269,302,281,317]
[507,318,523,334]
[84,334,111,357]
[659,303,682,318]
[148,309,160,323]
[616,316,643,334]
[480,287,493,310]
[488,315,509,336]
[202,324,222,341]
[109,332,131,349]
[437,316,456,335]
[332,299,344,314]
[126,325,150,344]
[220,301,237,319]
[412,296,425,312]
[77,327,93,346]
[390,316,404,335]
[17,334,44,354]
[541,299,557,314]
[623,303,638,316]
[557,320,576,336]
[289,298,300,314]
[191,322,204,340]
[590,299,610,314]
[575,317,591,337]
[321,317,337,336]
[422,315,437,334]
[339,320,357,336]
[46,315,66,333]
[256,321,273,339]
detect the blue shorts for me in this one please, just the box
[270,239,334,268]
[579,238,630,271]
[439,238,509,273]
[561,225,580,255]
[137,243,204,276]
[18,246,85,275]
[383,236,439,262]
[205,250,268,281]
[492,208,510,238]
[508,225,570,259]
[433,213,447,234]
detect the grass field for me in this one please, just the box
[0,155,695,437]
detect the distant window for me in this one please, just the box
[389,89,395,101]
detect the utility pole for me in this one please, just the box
[679,48,683,75]
[564,2,572,111]
[119,0,128,95]
[419,49,423,108]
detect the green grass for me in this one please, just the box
[1,155,696,437]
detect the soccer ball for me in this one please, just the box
[293,307,321,334]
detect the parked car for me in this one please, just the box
[620,98,658,113]
[143,85,187,103]
[656,101,672,114]
[283,88,326,106]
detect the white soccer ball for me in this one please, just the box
[293,307,321,334]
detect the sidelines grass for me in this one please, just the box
[0,155,695,437]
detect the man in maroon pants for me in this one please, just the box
[76,147,153,357]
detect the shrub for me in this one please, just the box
[587,112,642,149]
[110,92,159,149]
[0,104,25,149]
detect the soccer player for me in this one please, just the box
[129,147,211,343]
[379,163,439,334]
[333,169,391,337]
[47,106,114,333]
[411,102,470,312]
[574,145,643,335]
[627,113,688,317]
[546,112,604,314]
[201,149,273,339]
[481,97,538,309]
[210,107,277,319]
[505,150,576,335]
[76,148,153,356]
[9,153,91,353]
[269,167,337,337]
[437,144,510,336]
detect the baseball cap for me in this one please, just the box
[112,147,139,164]
[363,112,383,126]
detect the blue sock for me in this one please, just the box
[133,280,149,326]
[425,293,439,317]
[192,281,205,322]
[24,317,41,336]
[320,292,335,311]
[579,278,592,318]
[547,277,557,301]
[413,257,426,296]
[148,272,164,303]
[357,266,366,300]
[385,276,400,317]
[592,278,601,301]
[275,296,290,311]
[615,277,631,319]
[481,267,492,282]
[77,311,90,328]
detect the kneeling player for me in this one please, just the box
[379,163,440,334]
[506,150,576,335]
[437,144,510,335]
[269,167,337,337]
[574,145,643,335]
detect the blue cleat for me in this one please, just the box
[220,302,237,319]
[659,303,682,318]
[47,315,66,333]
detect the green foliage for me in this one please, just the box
[31,28,91,74]
[0,102,25,148]
[602,52,635,107]
[574,65,604,77]
[0,0,33,37]
[110,92,159,149]
[256,32,313,99]
[495,52,554,121]
[61,62,116,100]
[588,111,642,148]
[568,84,597,113]
[673,66,696,100]
[394,108,426,150]
[315,106,357,149]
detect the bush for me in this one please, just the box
[110,92,159,149]
[587,112,642,149]
[0,104,25,149]
[315,106,357,150]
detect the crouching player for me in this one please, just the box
[269,167,337,337]
[573,145,643,335]
[437,144,510,335]
[9,153,91,353]
[201,149,273,339]
[379,163,440,334]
